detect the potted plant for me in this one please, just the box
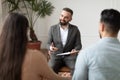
[3,0,54,50]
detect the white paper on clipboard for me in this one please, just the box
[56,52,71,56]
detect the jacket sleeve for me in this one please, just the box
[46,26,53,50]
[72,50,88,80]
[74,27,82,50]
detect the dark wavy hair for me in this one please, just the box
[100,9,120,34]
[0,12,29,80]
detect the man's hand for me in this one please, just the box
[49,42,58,53]
[51,46,58,52]
[70,49,79,54]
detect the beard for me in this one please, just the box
[59,20,69,26]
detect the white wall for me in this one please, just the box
[35,0,120,48]
[1,0,120,49]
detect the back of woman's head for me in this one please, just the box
[0,12,29,80]
[2,12,28,42]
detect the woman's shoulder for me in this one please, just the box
[22,49,47,80]
[25,49,47,62]
[26,49,41,54]
[23,49,48,69]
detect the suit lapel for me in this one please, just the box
[56,24,63,47]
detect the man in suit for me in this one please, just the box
[47,7,82,75]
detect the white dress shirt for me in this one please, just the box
[60,25,68,47]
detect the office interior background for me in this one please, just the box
[0,0,120,49]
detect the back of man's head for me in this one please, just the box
[100,9,120,34]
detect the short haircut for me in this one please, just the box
[100,9,120,33]
[62,7,73,16]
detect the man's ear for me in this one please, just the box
[69,17,72,22]
[99,22,105,32]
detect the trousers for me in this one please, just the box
[48,54,77,75]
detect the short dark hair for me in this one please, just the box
[100,9,120,33]
[62,7,73,16]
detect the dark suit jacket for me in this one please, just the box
[47,23,82,56]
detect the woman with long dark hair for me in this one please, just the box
[0,13,69,80]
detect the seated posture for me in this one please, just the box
[72,9,120,80]
[0,12,70,80]
[47,7,82,76]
